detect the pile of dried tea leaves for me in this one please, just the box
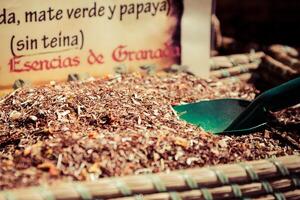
[0,73,299,189]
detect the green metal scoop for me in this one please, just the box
[172,77,300,135]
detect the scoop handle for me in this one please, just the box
[256,77,300,112]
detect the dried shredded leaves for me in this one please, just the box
[0,73,299,190]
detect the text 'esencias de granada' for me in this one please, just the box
[9,43,180,73]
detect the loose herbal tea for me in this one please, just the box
[0,73,299,190]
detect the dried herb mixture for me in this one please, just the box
[0,73,299,189]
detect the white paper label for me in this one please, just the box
[0,0,211,94]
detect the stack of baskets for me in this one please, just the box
[210,45,300,86]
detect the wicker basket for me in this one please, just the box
[0,51,299,200]
[209,51,263,83]
[0,155,299,200]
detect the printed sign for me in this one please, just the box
[0,0,212,94]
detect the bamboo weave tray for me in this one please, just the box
[1,155,299,200]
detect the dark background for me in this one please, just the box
[216,0,300,46]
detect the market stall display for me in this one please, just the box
[1,1,300,200]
